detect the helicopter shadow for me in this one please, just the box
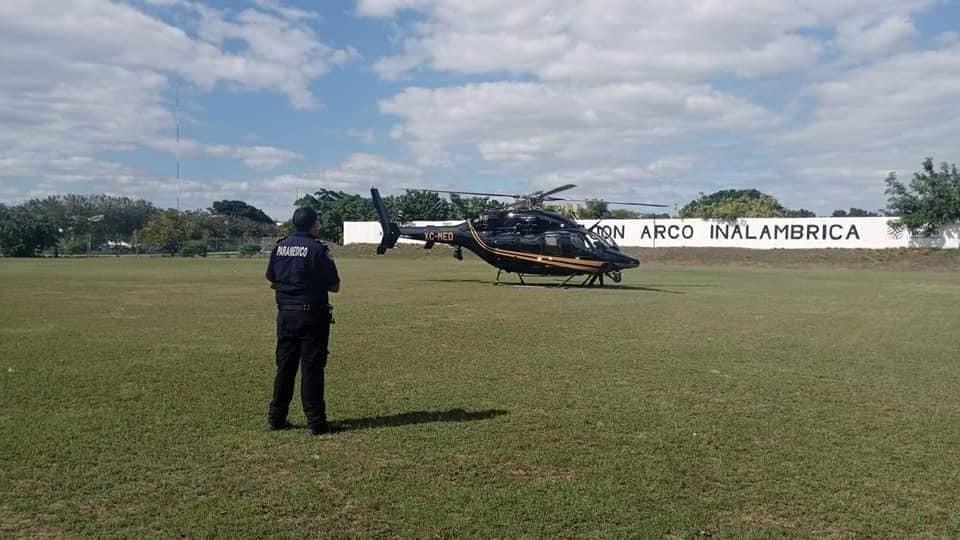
[288,408,509,433]
[424,278,684,294]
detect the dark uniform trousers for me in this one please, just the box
[269,308,331,429]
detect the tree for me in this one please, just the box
[95,196,158,242]
[17,194,158,250]
[581,204,651,219]
[785,208,817,218]
[387,190,452,222]
[20,197,68,254]
[885,158,960,236]
[296,189,377,243]
[57,194,99,239]
[577,200,611,219]
[202,213,277,239]
[608,208,643,219]
[832,208,879,217]
[210,200,274,224]
[139,210,203,255]
[448,194,504,219]
[679,189,799,219]
[0,204,59,257]
[544,203,654,219]
[545,203,579,219]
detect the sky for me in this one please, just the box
[1,0,958,220]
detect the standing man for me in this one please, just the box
[265,207,340,435]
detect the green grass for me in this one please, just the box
[2,254,959,538]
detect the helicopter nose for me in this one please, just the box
[618,254,640,269]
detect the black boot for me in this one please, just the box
[268,418,293,431]
[309,421,332,436]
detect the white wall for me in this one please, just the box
[344,218,960,249]
[344,220,464,246]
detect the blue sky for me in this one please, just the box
[1,0,958,220]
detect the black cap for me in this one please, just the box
[293,207,318,232]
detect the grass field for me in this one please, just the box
[2,251,959,537]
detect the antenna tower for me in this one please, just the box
[176,81,181,211]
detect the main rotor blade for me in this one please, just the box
[536,184,577,198]
[403,188,521,199]
[548,197,670,208]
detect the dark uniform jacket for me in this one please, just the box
[266,232,340,307]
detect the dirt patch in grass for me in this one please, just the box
[505,464,576,482]
[0,506,66,539]
[737,509,799,530]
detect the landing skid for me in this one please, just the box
[495,269,525,286]
[494,270,622,288]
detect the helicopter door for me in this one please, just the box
[544,232,576,256]
[543,233,562,256]
[559,234,576,256]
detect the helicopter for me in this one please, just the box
[370,184,668,287]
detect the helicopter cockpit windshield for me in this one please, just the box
[586,230,618,250]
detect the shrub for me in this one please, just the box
[239,244,261,257]
[65,239,88,255]
[180,240,208,257]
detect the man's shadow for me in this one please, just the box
[316,408,508,432]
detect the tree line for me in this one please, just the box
[292,189,671,243]
[1,157,957,256]
[0,195,278,257]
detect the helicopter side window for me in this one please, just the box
[544,232,592,257]
[545,233,578,256]
[569,233,586,252]
[544,233,561,256]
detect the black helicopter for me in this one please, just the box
[370,185,667,286]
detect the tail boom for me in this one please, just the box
[371,188,400,254]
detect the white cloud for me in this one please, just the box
[356,0,433,17]
[253,0,320,21]
[363,0,952,213]
[115,137,303,172]
[246,153,423,218]
[360,0,934,82]
[0,0,347,206]
[194,5,358,108]
[231,146,303,171]
[263,153,423,194]
[3,0,955,218]
[532,157,699,206]
[0,151,419,220]
[0,154,136,185]
[772,43,960,210]
[0,1,354,110]
[834,15,916,60]
[380,81,776,167]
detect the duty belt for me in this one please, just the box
[278,304,316,312]
[277,304,334,322]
